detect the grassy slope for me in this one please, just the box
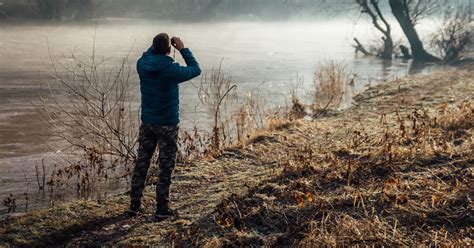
[0,68,473,247]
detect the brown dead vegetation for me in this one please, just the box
[180,101,473,246]
[1,68,473,247]
[160,70,474,247]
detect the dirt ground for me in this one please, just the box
[0,65,473,247]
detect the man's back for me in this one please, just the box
[137,47,201,125]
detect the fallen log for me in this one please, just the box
[352,38,373,56]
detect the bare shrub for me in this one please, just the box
[313,61,354,112]
[41,42,139,198]
[233,91,268,144]
[431,6,473,62]
[198,63,237,152]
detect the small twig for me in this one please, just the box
[313,96,334,118]
[23,170,30,212]
[232,200,242,219]
[35,162,42,191]
[42,159,46,194]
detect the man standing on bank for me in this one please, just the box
[129,33,201,221]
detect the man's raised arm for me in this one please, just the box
[171,37,201,83]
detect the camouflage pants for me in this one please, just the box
[130,123,179,205]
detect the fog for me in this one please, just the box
[0,0,471,22]
[0,0,470,212]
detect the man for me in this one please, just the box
[129,33,201,221]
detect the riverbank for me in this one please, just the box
[0,20,451,207]
[1,66,473,246]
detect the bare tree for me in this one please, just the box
[41,38,140,185]
[404,0,440,26]
[389,0,440,61]
[355,0,393,59]
[431,6,473,62]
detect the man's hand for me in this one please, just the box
[171,37,185,51]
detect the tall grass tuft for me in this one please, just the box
[313,60,354,112]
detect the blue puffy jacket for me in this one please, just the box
[137,47,201,125]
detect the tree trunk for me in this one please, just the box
[388,0,439,62]
[381,36,394,59]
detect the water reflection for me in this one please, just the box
[407,60,440,75]
[381,59,393,78]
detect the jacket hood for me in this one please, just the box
[138,47,174,73]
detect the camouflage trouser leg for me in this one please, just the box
[130,123,178,204]
[155,125,179,205]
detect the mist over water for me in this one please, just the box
[0,18,446,212]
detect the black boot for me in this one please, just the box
[127,199,142,217]
[154,201,177,222]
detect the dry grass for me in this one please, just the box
[1,69,472,247]
[161,70,474,247]
[0,197,129,246]
[169,100,473,247]
[313,60,355,111]
[233,92,267,145]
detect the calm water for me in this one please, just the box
[0,19,444,213]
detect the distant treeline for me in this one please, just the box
[0,0,470,22]
[0,0,355,21]
[0,0,96,21]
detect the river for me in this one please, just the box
[0,18,445,214]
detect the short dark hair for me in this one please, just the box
[152,33,171,55]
